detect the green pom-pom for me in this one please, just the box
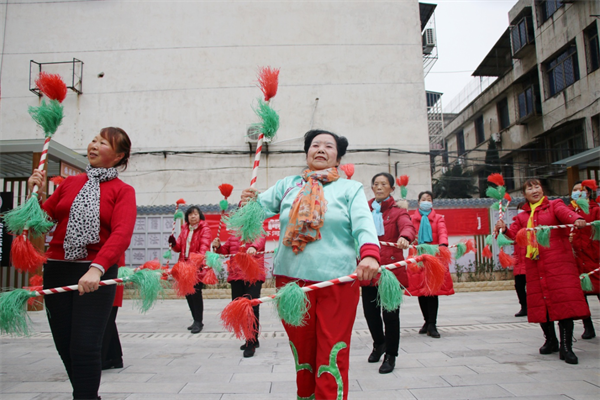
[490,201,500,212]
[576,198,589,214]
[118,266,134,280]
[4,193,54,237]
[252,99,279,140]
[0,289,37,336]
[580,273,593,292]
[126,269,164,313]
[223,199,266,243]
[205,251,223,272]
[536,227,551,248]
[486,186,506,200]
[455,243,467,259]
[485,234,494,246]
[592,221,600,241]
[275,282,309,327]
[400,186,408,199]
[28,99,64,137]
[377,267,403,311]
[162,249,172,261]
[497,231,514,247]
[417,243,438,256]
[173,210,184,221]
[219,199,229,212]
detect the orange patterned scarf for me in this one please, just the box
[283,168,340,254]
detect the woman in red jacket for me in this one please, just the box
[495,179,589,364]
[362,173,416,374]
[408,191,454,339]
[212,234,266,357]
[28,127,136,400]
[568,180,600,339]
[512,203,527,317]
[170,206,212,334]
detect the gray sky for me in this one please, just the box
[425,0,517,110]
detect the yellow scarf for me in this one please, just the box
[526,197,545,260]
[570,200,579,210]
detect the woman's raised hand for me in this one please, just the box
[396,237,409,250]
[494,220,507,234]
[28,170,46,194]
[356,256,379,281]
[211,238,221,250]
[240,188,259,205]
[574,219,586,229]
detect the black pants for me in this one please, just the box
[230,280,262,343]
[44,261,117,400]
[514,274,527,309]
[418,295,439,325]
[185,282,204,323]
[101,306,122,365]
[361,286,400,357]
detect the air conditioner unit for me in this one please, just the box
[245,125,272,144]
[422,29,436,54]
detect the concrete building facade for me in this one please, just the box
[1,0,432,206]
[435,0,599,196]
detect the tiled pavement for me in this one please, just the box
[1,290,598,399]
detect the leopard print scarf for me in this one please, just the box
[63,165,119,260]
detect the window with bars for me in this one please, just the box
[517,86,537,120]
[584,23,599,74]
[545,43,579,97]
[456,130,465,156]
[537,0,563,24]
[511,15,534,56]
[474,115,485,146]
[497,98,510,130]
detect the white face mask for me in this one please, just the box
[419,201,433,211]
[572,191,587,201]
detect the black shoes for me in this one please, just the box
[539,321,559,354]
[558,320,578,365]
[190,321,203,334]
[427,324,441,338]
[240,340,260,350]
[418,322,428,334]
[101,358,123,370]
[368,343,386,363]
[379,354,395,374]
[514,308,527,317]
[582,318,596,340]
[243,344,256,358]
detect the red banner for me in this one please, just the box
[434,208,490,236]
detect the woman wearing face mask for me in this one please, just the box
[567,180,600,339]
[27,127,136,400]
[362,172,416,374]
[408,191,454,338]
[169,206,213,334]
[495,179,589,364]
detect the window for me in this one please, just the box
[474,116,485,146]
[593,114,600,148]
[538,0,563,24]
[502,159,515,191]
[511,15,534,56]
[549,124,586,162]
[497,98,510,130]
[584,23,599,74]
[456,130,465,156]
[545,43,579,97]
[517,86,537,120]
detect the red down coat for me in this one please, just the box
[510,213,527,276]
[568,199,600,294]
[505,197,590,323]
[361,197,416,287]
[407,209,454,297]
[215,235,267,282]
[172,221,212,281]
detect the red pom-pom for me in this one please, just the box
[50,176,65,186]
[171,261,200,296]
[188,253,205,268]
[420,254,446,295]
[397,175,409,187]
[582,180,598,192]
[29,275,43,287]
[408,247,417,258]
[515,228,529,247]
[464,239,476,254]
[437,246,452,267]
[201,267,218,285]
[257,66,280,101]
[36,72,67,103]
[10,235,47,273]
[233,253,264,284]
[504,193,512,201]
[482,245,493,258]
[175,198,186,205]
[499,249,515,268]
[140,259,162,270]
[487,173,504,187]
[339,164,355,179]
[221,297,259,341]
[218,183,234,199]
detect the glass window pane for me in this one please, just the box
[518,92,527,118]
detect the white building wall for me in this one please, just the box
[1,0,431,205]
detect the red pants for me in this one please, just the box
[276,276,359,400]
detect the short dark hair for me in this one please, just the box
[371,172,395,187]
[417,191,434,202]
[303,129,348,160]
[185,206,205,223]
[521,178,542,193]
[99,127,131,170]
